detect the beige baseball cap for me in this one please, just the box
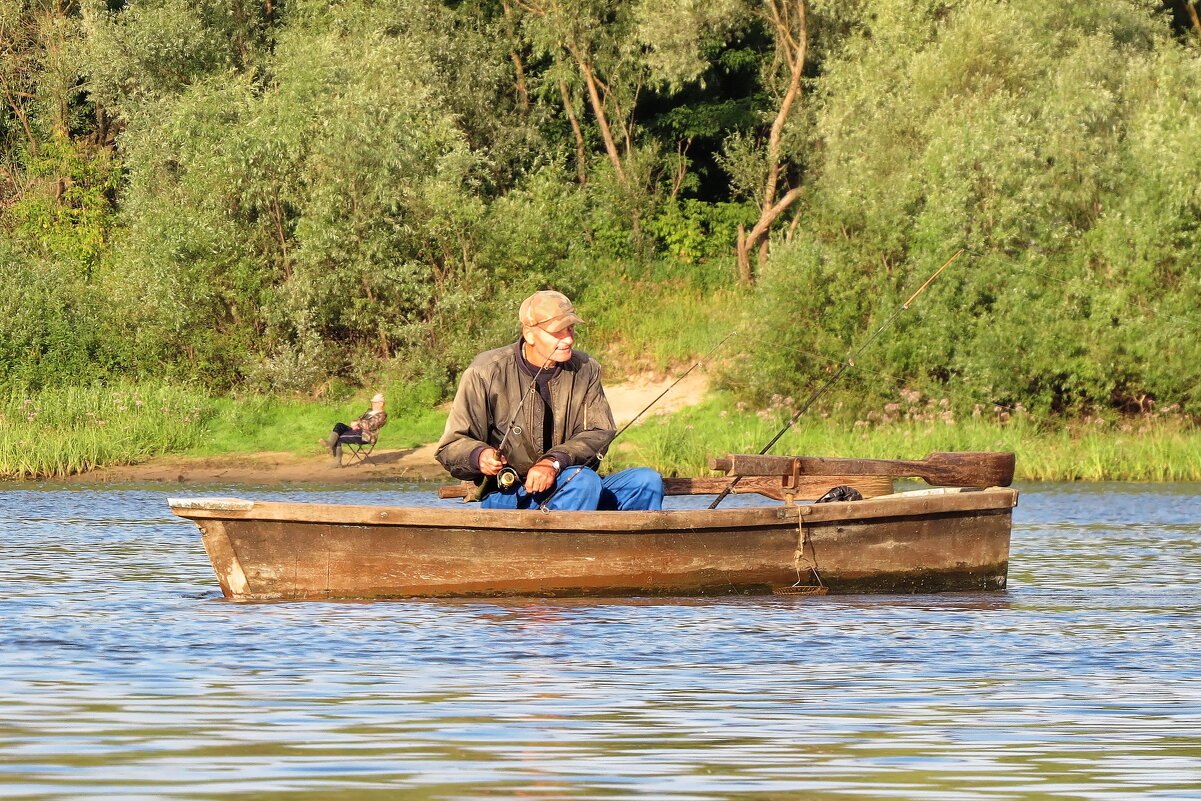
[371,393,385,403]
[519,290,585,333]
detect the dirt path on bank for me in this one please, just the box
[66,372,709,485]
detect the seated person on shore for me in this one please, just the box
[435,290,663,511]
[321,393,387,459]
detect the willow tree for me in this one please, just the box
[507,0,745,236]
[514,0,637,188]
[2,0,117,266]
[738,0,1201,417]
[1,0,43,172]
[729,0,809,283]
[76,0,554,389]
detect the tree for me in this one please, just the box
[730,0,808,283]
[508,0,745,241]
[737,0,1201,416]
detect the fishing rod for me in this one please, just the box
[536,329,740,511]
[708,249,964,510]
[487,358,552,492]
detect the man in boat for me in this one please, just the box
[436,290,664,511]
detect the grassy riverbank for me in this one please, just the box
[4,381,1199,482]
[612,393,1201,482]
[0,382,446,480]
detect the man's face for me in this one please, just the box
[524,323,575,364]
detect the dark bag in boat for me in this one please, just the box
[815,485,863,503]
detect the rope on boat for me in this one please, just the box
[774,516,829,597]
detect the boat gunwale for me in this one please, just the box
[169,486,1018,532]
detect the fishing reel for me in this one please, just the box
[496,466,520,490]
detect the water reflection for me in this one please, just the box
[0,481,1199,799]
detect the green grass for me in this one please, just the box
[186,383,446,457]
[0,382,214,478]
[609,392,1201,482]
[4,378,1199,482]
[580,265,749,378]
[0,380,447,479]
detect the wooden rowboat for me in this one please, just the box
[169,452,1019,601]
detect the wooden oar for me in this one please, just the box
[709,451,1015,488]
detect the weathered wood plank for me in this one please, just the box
[169,487,1018,600]
[709,451,1015,487]
[659,474,894,500]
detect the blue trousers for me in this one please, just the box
[481,466,664,511]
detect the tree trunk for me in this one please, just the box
[570,46,628,187]
[270,193,291,279]
[1185,0,1201,35]
[737,225,752,284]
[502,0,531,111]
[736,0,808,283]
[559,78,588,183]
[2,91,38,157]
[669,138,692,201]
[760,0,807,211]
[736,186,802,282]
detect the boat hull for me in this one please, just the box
[170,488,1017,600]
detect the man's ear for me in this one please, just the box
[521,327,535,345]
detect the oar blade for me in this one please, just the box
[921,451,1015,487]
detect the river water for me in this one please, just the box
[1,481,1198,800]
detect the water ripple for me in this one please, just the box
[0,482,1199,799]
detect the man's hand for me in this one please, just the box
[524,459,559,494]
[478,447,507,476]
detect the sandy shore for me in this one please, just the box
[63,372,709,485]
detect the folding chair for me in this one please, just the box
[337,435,376,467]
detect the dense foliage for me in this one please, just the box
[738,0,1201,419]
[2,0,1199,419]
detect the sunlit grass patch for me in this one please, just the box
[0,380,448,479]
[191,380,446,457]
[611,389,1201,482]
[0,382,216,479]
[581,264,749,379]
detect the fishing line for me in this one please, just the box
[610,329,740,442]
[708,249,965,510]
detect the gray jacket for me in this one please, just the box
[435,341,617,481]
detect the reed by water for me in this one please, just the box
[3,382,1198,482]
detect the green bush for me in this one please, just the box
[0,247,111,389]
[2,0,1199,429]
[737,0,1201,418]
